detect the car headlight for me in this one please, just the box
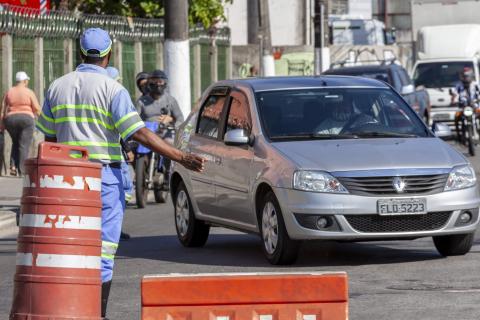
[293,171,348,193]
[444,165,477,191]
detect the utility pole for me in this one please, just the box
[314,0,325,75]
[164,0,191,117]
[259,0,275,76]
[247,0,260,45]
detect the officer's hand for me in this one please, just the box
[179,152,205,172]
[127,151,134,163]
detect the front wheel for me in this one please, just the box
[259,191,300,265]
[174,182,210,247]
[467,124,475,156]
[433,233,475,256]
[135,155,149,208]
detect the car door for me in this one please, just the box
[213,88,256,226]
[188,88,229,215]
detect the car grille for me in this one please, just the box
[337,174,449,196]
[345,212,452,233]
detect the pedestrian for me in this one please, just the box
[0,71,40,176]
[36,28,204,319]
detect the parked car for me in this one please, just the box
[323,62,431,124]
[171,76,479,265]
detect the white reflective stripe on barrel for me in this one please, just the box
[16,253,33,266]
[20,214,101,230]
[16,253,101,269]
[38,175,102,191]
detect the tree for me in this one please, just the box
[53,0,232,29]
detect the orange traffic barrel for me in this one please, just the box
[142,272,349,320]
[10,142,103,320]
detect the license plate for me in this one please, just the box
[433,113,452,121]
[377,198,427,215]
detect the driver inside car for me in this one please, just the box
[315,99,355,135]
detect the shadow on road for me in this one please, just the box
[117,233,442,268]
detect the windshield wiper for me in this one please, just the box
[354,131,419,138]
[270,133,359,141]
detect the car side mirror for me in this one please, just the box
[432,122,453,140]
[401,84,415,95]
[224,129,251,146]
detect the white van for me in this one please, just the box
[412,25,480,125]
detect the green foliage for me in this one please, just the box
[189,0,233,29]
[55,0,231,28]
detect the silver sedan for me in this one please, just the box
[171,76,480,265]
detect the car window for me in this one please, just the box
[197,94,227,139]
[225,90,252,137]
[255,88,430,140]
[413,61,475,88]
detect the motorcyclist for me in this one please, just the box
[136,70,184,143]
[136,71,150,97]
[451,67,480,140]
[451,67,480,106]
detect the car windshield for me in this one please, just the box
[413,61,474,88]
[255,88,431,141]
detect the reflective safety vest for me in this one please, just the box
[37,68,143,164]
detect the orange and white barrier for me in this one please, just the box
[142,272,349,320]
[10,142,103,320]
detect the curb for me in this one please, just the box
[0,210,18,238]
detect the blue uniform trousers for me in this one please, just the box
[120,162,133,202]
[100,166,125,283]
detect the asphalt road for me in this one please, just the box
[0,140,480,319]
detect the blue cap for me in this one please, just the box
[106,66,121,81]
[80,28,112,58]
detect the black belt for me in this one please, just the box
[103,162,121,169]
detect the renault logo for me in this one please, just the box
[393,177,406,193]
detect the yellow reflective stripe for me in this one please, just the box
[121,122,143,139]
[55,117,114,130]
[40,112,55,123]
[89,154,123,161]
[102,253,115,260]
[51,104,112,118]
[115,112,138,128]
[37,121,56,135]
[63,141,121,148]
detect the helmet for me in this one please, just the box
[461,67,474,84]
[136,71,150,94]
[149,70,168,81]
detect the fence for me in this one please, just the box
[0,4,231,105]
[0,4,231,174]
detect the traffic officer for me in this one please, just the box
[36,28,204,319]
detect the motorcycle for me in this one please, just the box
[135,121,174,208]
[455,98,478,156]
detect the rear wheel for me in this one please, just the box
[174,182,210,247]
[135,155,149,209]
[433,233,475,256]
[259,191,300,265]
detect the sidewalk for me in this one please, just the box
[0,176,22,238]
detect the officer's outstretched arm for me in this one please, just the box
[132,127,205,172]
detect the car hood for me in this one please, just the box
[272,138,466,172]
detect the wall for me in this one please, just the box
[225,0,307,46]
